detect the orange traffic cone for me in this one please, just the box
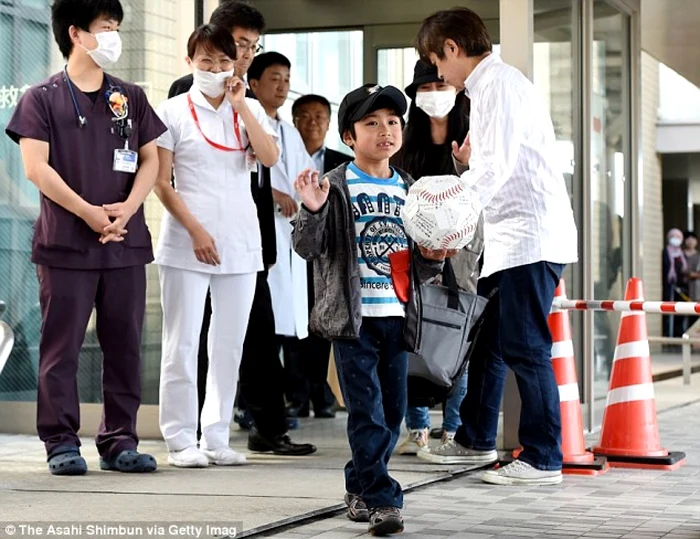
[550,280,608,475]
[509,280,608,475]
[592,278,685,470]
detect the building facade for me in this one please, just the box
[0,0,681,439]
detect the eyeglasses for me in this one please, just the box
[236,42,263,54]
[196,58,235,70]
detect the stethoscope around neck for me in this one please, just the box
[63,66,129,130]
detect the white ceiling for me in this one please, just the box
[641,0,700,88]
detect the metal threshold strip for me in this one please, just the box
[234,462,495,539]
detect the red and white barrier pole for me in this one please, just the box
[552,299,700,315]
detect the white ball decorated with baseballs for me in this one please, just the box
[401,175,481,250]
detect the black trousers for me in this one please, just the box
[197,270,287,438]
[283,333,335,410]
[282,261,335,411]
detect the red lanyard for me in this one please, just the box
[187,94,244,152]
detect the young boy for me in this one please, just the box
[292,84,451,536]
[4,0,166,475]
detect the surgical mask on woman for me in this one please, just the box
[669,236,683,248]
[193,68,234,98]
[415,90,457,118]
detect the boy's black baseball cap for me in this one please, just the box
[338,83,407,138]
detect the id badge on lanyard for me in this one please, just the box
[114,142,138,173]
[108,89,138,173]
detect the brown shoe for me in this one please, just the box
[369,507,404,536]
[344,492,369,522]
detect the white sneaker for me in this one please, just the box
[201,447,247,466]
[417,439,499,465]
[167,446,209,468]
[397,428,429,455]
[481,459,563,486]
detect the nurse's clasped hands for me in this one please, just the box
[101,201,134,244]
[189,223,221,266]
[79,203,125,244]
[294,168,328,213]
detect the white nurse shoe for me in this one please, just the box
[201,447,247,466]
[167,446,209,468]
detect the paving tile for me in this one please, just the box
[260,401,700,538]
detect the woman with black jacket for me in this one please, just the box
[392,60,483,454]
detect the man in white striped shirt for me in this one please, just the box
[415,7,578,486]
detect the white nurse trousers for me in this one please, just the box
[158,265,256,452]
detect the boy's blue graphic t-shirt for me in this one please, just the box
[346,162,408,317]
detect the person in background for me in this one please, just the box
[166,2,315,456]
[5,0,165,475]
[662,228,689,337]
[248,53,316,418]
[154,24,279,468]
[684,231,700,329]
[391,60,479,454]
[293,94,351,173]
[284,94,352,419]
[415,7,578,486]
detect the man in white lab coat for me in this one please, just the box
[248,52,314,389]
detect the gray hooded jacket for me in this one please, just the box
[292,163,443,340]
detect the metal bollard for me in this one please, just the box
[682,333,691,385]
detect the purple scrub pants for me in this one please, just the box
[36,264,146,459]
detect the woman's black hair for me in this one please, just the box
[187,24,238,61]
[392,92,470,178]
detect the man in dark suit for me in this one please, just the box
[167,1,315,456]
[287,94,352,419]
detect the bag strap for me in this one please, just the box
[442,259,461,310]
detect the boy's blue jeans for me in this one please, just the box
[333,316,407,509]
[405,370,469,432]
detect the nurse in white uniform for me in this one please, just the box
[154,25,279,468]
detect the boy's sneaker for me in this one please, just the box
[369,507,404,536]
[417,439,498,465]
[344,492,369,522]
[482,459,563,486]
[397,428,429,455]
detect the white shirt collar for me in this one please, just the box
[464,52,502,98]
[187,86,231,114]
[312,146,326,159]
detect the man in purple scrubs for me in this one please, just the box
[5,0,166,475]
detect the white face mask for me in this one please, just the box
[193,68,234,98]
[415,90,456,118]
[83,31,122,69]
[669,237,683,248]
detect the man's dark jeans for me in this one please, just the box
[454,261,565,471]
[333,316,407,509]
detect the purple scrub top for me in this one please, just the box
[5,71,167,270]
